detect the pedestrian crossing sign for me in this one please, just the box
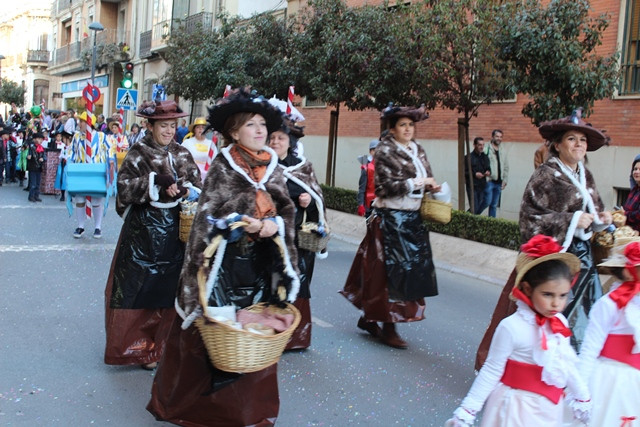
[116,88,138,110]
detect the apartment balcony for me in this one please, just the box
[183,12,214,33]
[27,50,50,64]
[51,0,83,17]
[149,13,213,53]
[49,41,82,69]
[619,63,640,96]
[139,30,153,59]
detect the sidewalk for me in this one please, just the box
[326,209,517,286]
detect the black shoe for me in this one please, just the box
[19,182,24,187]
[35,197,43,202]
[28,197,36,203]
[93,228,102,239]
[23,187,29,192]
[73,228,85,238]
[59,196,65,201]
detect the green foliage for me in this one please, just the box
[495,0,620,124]
[0,79,26,106]
[80,43,130,72]
[320,184,359,215]
[320,185,521,250]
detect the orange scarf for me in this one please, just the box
[230,144,277,219]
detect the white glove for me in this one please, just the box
[569,397,591,424]
[445,407,475,427]
[444,417,471,427]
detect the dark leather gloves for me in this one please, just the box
[155,173,175,189]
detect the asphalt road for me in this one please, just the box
[0,182,501,426]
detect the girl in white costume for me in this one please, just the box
[578,237,640,426]
[447,235,591,426]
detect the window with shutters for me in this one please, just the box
[620,0,640,95]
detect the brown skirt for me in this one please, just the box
[147,315,279,427]
[285,297,311,350]
[339,215,425,323]
[104,235,176,365]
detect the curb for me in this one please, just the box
[327,209,517,286]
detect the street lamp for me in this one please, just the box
[0,54,5,87]
[88,22,104,87]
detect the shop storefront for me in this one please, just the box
[61,75,109,115]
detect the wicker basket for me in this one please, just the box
[195,303,301,373]
[298,210,331,252]
[420,196,452,224]
[179,211,195,243]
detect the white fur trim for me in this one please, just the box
[274,215,301,302]
[221,144,279,191]
[562,211,584,251]
[150,200,180,209]
[148,171,160,201]
[279,160,327,225]
[315,250,329,260]
[182,182,201,197]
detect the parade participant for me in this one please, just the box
[476,112,612,368]
[54,131,73,201]
[127,123,143,145]
[341,104,439,349]
[69,111,113,239]
[104,100,201,370]
[0,127,9,185]
[106,115,129,152]
[624,157,640,232]
[26,132,46,202]
[270,114,326,350]
[447,235,590,427]
[16,130,27,187]
[181,117,217,179]
[579,238,640,426]
[175,118,188,143]
[357,138,380,217]
[148,88,299,426]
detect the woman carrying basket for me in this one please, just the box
[103,100,202,370]
[270,115,327,350]
[341,104,440,349]
[147,88,300,426]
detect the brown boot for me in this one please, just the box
[381,323,408,349]
[357,316,382,338]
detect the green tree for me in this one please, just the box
[410,0,517,210]
[0,79,26,107]
[496,0,619,124]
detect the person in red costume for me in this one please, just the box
[357,137,382,217]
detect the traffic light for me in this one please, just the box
[121,62,133,89]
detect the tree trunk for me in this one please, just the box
[325,106,339,186]
[457,118,469,211]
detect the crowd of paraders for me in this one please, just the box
[1,93,639,426]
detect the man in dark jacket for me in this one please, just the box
[465,137,491,214]
[26,132,46,202]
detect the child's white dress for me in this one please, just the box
[455,301,589,426]
[579,282,640,426]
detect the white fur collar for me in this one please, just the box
[220,144,278,191]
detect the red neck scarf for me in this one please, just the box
[610,265,640,309]
[512,286,572,350]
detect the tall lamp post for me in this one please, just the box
[88,22,104,86]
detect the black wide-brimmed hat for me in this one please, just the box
[136,100,188,120]
[31,132,45,139]
[0,127,14,136]
[381,103,429,123]
[538,112,608,152]
[207,87,282,135]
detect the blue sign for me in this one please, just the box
[61,75,109,93]
[152,84,167,101]
[116,88,138,110]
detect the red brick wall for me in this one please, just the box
[296,0,640,148]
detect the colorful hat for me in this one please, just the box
[514,235,581,289]
[381,103,429,123]
[136,100,188,120]
[207,87,282,135]
[538,110,609,152]
[77,111,97,125]
[189,117,207,133]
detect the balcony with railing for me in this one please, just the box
[619,62,640,96]
[148,13,214,53]
[139,30,153,59]
[27,50,50,64]
[51,0,83,17]
[49,29,131,72]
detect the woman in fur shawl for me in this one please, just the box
[475,112,613,369]
[341,105,439,349]
[147,89,300,426]
[104,100,202,370]
[269,115,327,350]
